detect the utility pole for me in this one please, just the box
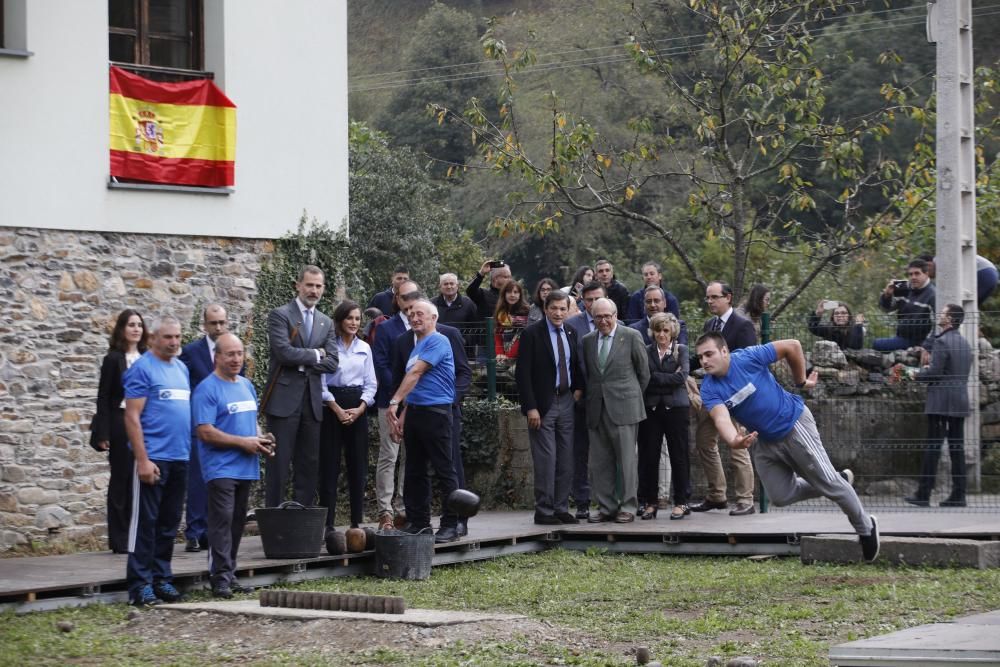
[927,0,980,489]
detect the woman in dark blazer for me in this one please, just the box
[637,312,691,520]
[91,309,147,553]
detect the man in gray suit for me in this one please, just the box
[581,297,650,523]
[905,304,973,508]
[262,265,339,507]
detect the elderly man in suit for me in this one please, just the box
[690,280,757,516]
[179,303,230,552]
[581,297,650,523]
[516,290,585,525]
[565,281,605,517]
[905,304,974,508]
[262,265,339,507]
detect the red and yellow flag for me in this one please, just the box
[109,66,236,187]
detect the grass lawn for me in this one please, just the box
[2,549,997,666]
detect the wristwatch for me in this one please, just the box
[389,399,400,406]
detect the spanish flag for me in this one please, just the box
[109,66,236,187]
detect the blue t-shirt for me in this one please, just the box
[123,352,191,461]
[700,343,804,441]
[406,332,455,406]
[192,373,260,482]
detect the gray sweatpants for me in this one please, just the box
[753,407,872,536]
[206,478,252,588]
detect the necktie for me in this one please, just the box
[598,335,610,370]
[712,316,723,332]
[556,328,569,392]
[303,309,314,344]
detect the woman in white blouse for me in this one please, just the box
[319,300,377,529]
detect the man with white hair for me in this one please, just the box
[387,299,461,543]
[433,272,478,333]
[123,315,191,606]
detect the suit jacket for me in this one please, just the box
[702,310,757,351]
[264,300,339,421]
[515,319,584,418]
[92,349,128,447]
[582,325,650,428]
[390,323,472,404]
[372,313,410,409]
[644,343,690,410]
[916,328,973,417]
[180,337,214,389]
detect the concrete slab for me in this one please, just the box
[956,610,1000,625]
[159,598,526,627]
[829,620,1000,666]
[801,534,1000,568]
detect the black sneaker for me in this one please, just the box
[903,495,930,507]
[212,585,233,599]
[153,581,184,603]
[130,584,161,607]
[939,497,967,508]
[859,516,879,563]
[230,581,255,594]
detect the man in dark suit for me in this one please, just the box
[179,303,230,552]
[515,291,584,525]
[629,285,688,346]
[690,280,757,516]
[564,281,605,517]
[906,304,973,507]
[262,265,339,507]
[367,265,410,316]
[391,285,473,535]
[372,280,419,529]
[581,297,650,523]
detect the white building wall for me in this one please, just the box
[0,0,349,240]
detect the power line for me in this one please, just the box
[350,6,1000,94]
[352,0,916,82]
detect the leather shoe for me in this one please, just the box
[904,495,930,507]
[230,581,255,594]
[939,498,966,508]
[575,507,590,520]
[614,511,635,523]
[534,512,562,525]
[688,499,728,512]
[587,512,614,523]
[555,512,579,524]
[211,585,233,599]
[457,520,469,537]
[434,526,459,543]
[729,502,756,516]
[185,538,201,553]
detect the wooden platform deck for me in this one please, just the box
[2,509,999,613]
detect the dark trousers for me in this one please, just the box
[638,405,690,507]
[184,441,207,543]
[528,392,575,516]
[572,403,591,510]
[452,403,466,489]
[106,409,133,553]
[916,415,966,500]
[319,387,368,527]
[403,405,458,530]
[126,459,187,596]
[265,401,321,507]
[206,478,252,588]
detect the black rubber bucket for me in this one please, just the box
[255,501,327,559]
[374,528,434,580]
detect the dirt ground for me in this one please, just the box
[126,607,626,664]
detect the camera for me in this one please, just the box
[891,279,910,295]
[488,260,506,269]
[822,300,839,310]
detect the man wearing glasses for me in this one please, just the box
[179,304,233,553]
[689,281,757,516]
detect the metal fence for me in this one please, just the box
[450,313,1000,513]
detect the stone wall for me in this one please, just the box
[0,227,272,551]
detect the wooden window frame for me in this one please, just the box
[109,0,204,73]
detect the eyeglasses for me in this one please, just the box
[593,314,615,321]
[705,294,726,301]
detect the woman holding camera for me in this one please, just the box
[808,300,865,350]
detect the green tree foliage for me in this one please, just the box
[380,2,491,174]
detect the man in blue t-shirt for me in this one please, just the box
[694,333,880,563]
[123,315,192,606]
[192,333,274,598]
[387,299,461,543]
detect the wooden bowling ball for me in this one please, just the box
[345,527,366,553]
[325,528,346,556]
[447,489,481,518]
[362,526,377,550]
